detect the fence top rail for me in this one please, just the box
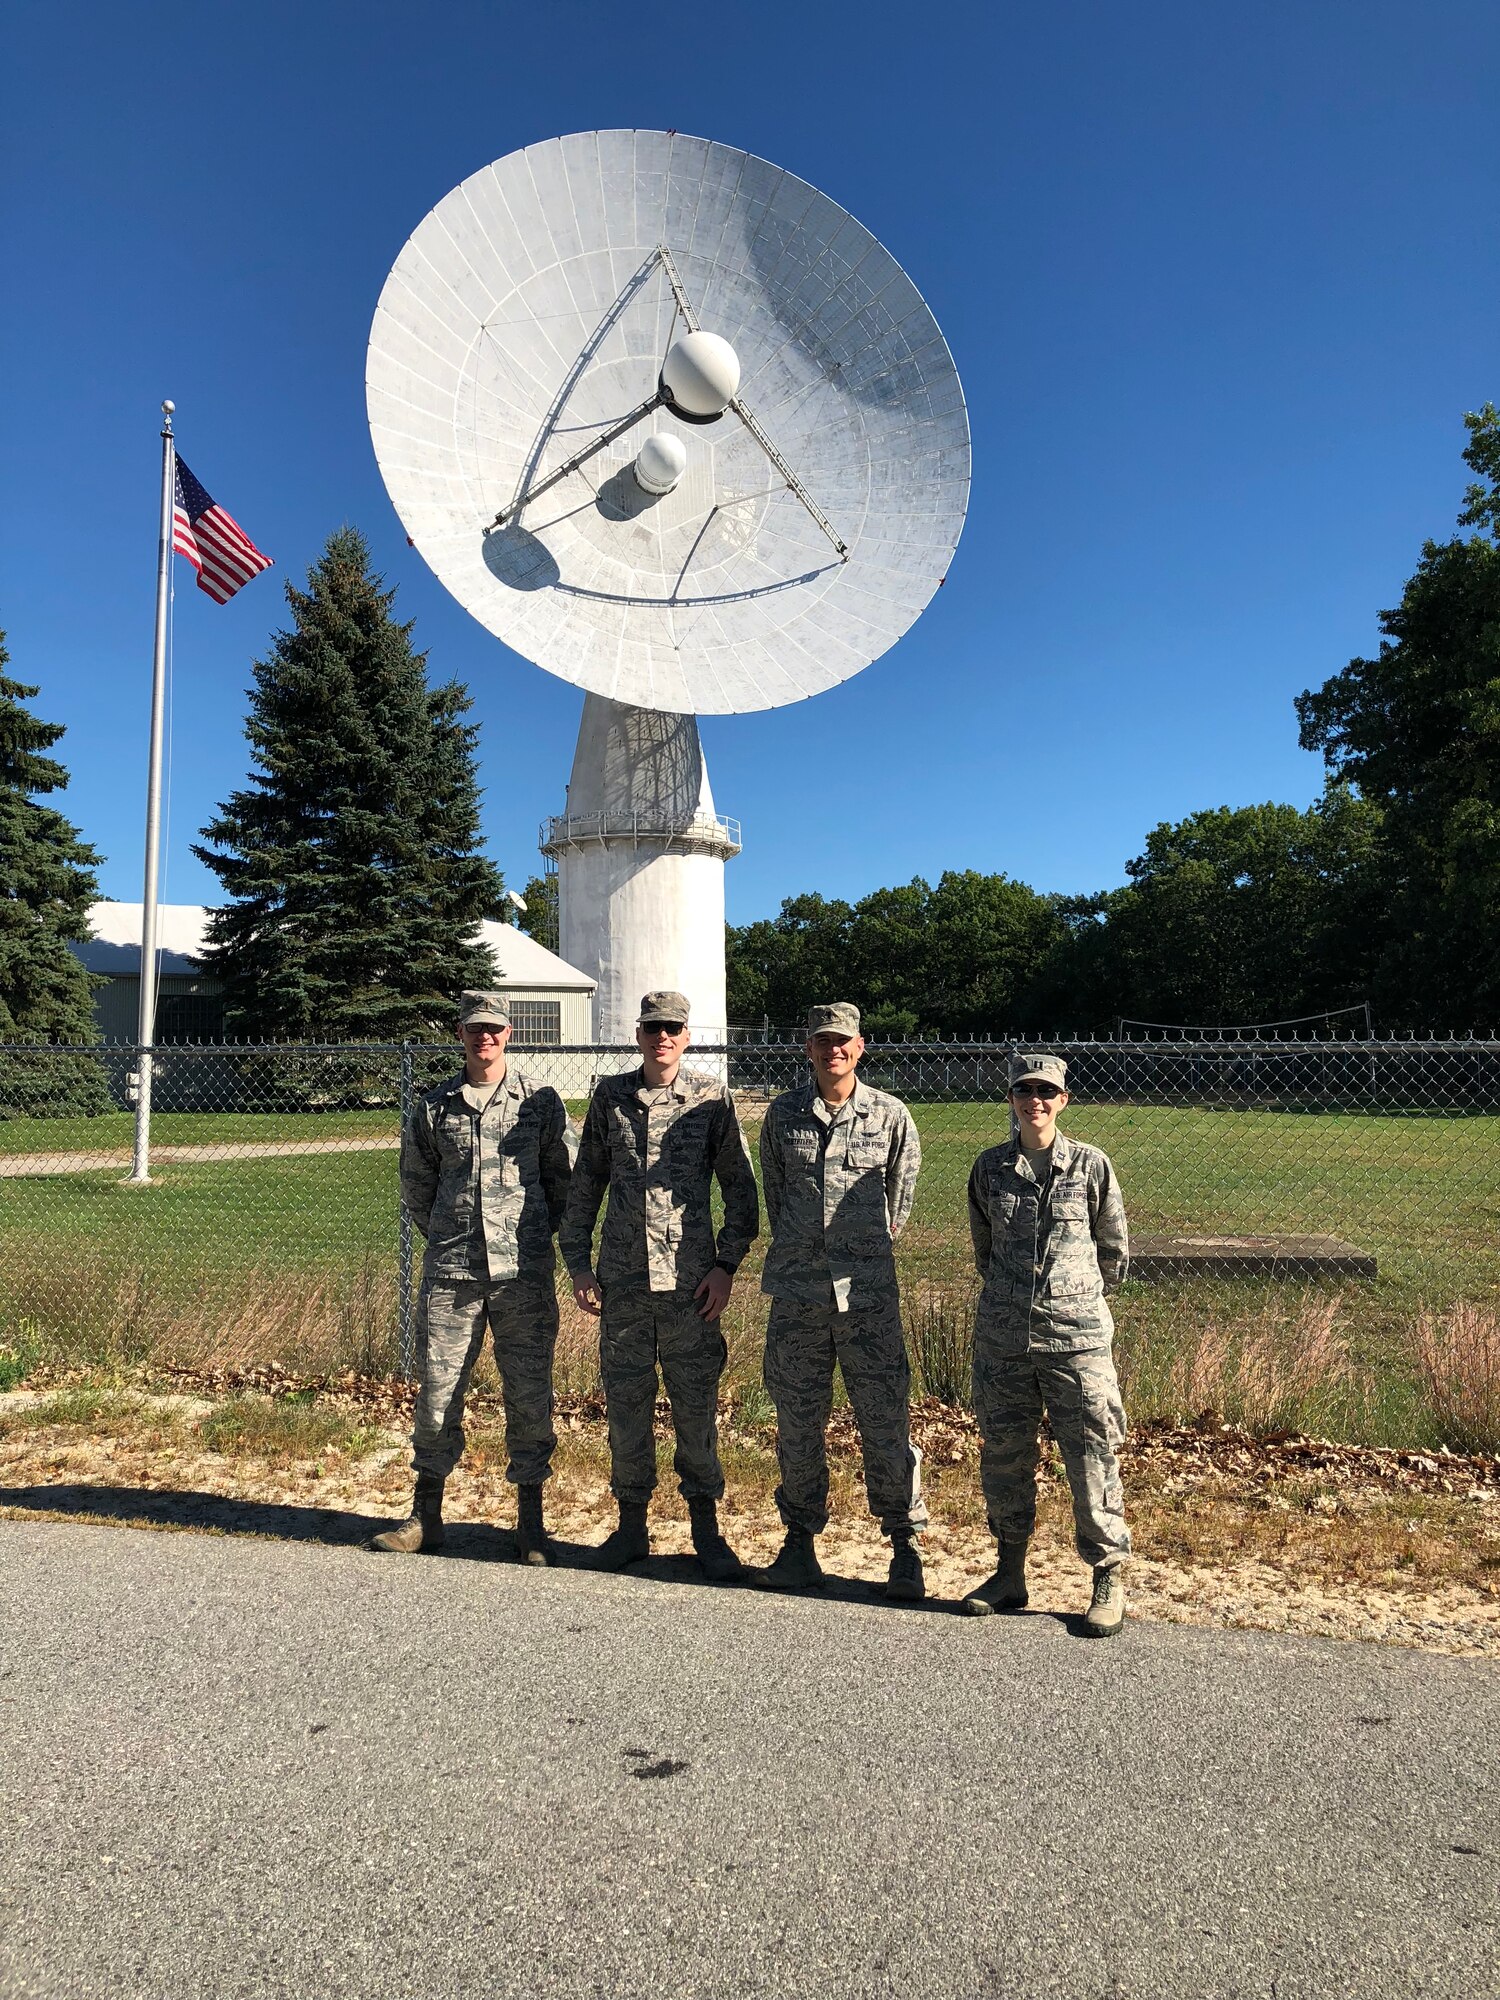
[5,1038,1500,1057]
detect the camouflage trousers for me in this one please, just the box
[971,1339,1131,1568]
[411,1270,559,1486]
[763,1293,928,1538]
[599,1285,727,1506]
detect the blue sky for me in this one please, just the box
[4,1,1497,924]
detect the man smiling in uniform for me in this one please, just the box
[756,1002,927,1600]
[562,992,759,1580]
[374,990,575,1563]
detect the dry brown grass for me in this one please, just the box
[1121,1291,1375,1438]
[1411,1301,1500,1455]
[906,1286,975,1405]
[8,1242,1489,1462]
[8,1255,399,1379]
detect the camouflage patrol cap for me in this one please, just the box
[457,989,510,1028]
[1009,1052,1068,1091]
[806,1001,862,1039]
[638,990,690,1026]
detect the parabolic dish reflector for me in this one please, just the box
[367,130,970,714]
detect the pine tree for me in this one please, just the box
[0,632,104,1041]
[194,529,504,1041]
[0,631,112,1115]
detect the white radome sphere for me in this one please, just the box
[633,432,689,495]
[661,330,741,418]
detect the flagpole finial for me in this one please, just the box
[161,399,174,433]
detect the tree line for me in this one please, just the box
[729,408,1500,1036]
[0,411,1495,1047]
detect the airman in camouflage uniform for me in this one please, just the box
[963,1052,1131,1636]
[756,1002,929,1601]
[560,991,759,1580]
[373,991,575,1564]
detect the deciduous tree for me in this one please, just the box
[1297,407,1500,1024]
[515,873,559,955]
[1059,792,1386,1029]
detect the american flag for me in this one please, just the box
[172,456,274,604]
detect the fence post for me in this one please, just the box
[397,1041,415,1380]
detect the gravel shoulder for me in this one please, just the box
[2,1370,1497,1658]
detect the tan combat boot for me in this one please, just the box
[1083,1563,1126,1638]
[962,1538,1029,1616]
[371,1471,445,1553]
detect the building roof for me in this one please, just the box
[474,919,594,991]
[79,904,595,992]
[87,901,215,958]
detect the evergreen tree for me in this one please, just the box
[0,631,104,1042]
[0,630,111,1115]
[194,529,504,1041]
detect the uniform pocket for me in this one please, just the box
[666,1120,709,1171]
[506,1128,548,1184]
[435,1113,475,1174]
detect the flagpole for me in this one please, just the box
[126,400,176,1186]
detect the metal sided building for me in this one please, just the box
[73,904,597,1048]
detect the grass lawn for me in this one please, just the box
[2,1100,1494,1298]
[904,1101,1500,1303]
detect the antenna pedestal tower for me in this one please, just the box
[541,696,741,1044]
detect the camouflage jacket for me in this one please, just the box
[400,1068,576,1283]
[759,1077,921,1312]
[559,1066,759,1295]
[967,1132,1129,1355]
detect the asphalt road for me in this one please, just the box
[2,1520,1497,2000]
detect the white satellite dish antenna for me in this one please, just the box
[368,130,969,1040]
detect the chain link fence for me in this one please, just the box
[2,1038,1496,1445]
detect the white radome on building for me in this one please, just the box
[367,131,970,1043]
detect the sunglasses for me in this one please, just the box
[643,1022,686,1037]
[1011,1083,1061,1100]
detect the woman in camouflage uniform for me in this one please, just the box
[963,1053,1131,1636]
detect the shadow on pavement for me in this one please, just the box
[0,1483,1091,1630]
[0,1481,583,1569]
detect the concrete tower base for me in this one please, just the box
[542,696,741,1046]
